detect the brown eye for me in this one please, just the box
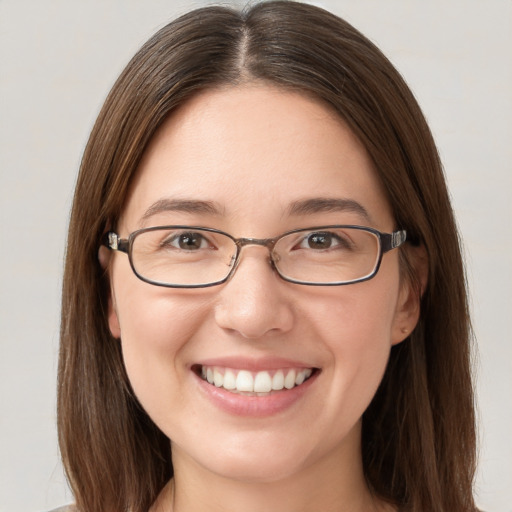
[306,232,333,249]
[164,232,209,251]
[295,231,353,251]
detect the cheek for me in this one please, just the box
[112,276,211,415]
[316,293,395,384]
[303,265,400,408]
[306,263,400,351]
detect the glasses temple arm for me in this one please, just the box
[102,232,129,253]
[381,230,407,253]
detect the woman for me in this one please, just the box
[57,1,478,511]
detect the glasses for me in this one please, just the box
[103,225,406,288]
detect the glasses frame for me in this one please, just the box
[103,225,407,288]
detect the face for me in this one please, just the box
[107,85,419,483]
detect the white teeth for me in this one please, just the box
[295,370,306,386]
[272,370,284,390]
[284,369,296,389]
[200,366,314,393]
[223,369,236,390]
[254,371,272,393]
[213,369,224,387]
[295,368,312,385]
[236,370,254,392]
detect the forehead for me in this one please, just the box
[120,85,393,233]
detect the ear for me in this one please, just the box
[98,245,111,270]
[98,245,121,339]
[391,244,428,345]
[108,292,122,339]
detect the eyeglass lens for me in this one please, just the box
[130,227,381,287]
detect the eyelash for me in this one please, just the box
[162,232,211,250]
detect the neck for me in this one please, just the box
[151,426,392,512]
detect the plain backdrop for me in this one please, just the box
[0,1,511,511]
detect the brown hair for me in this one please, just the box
[58,2,477,511]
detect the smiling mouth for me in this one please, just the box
[193,365,318,395]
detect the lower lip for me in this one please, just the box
[195,371,319,417]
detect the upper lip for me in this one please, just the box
[192,356,318,372]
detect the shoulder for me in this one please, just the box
[45,506,76,512]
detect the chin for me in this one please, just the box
[172,427,318,484]
[203,452,309,484]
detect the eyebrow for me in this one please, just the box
[140,198,222,224]
[139,196,371,225]
[287,197,371,221]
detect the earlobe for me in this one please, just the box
[391,284,421,345]
[108,294,121,339]
[98,245,111,270]
[391,244,428,345]
[99,246,121,338]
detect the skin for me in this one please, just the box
[105,85,421,512]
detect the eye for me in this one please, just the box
[298,231,349,250]
[164,231,210,251]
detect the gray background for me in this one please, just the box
[1,1,511,511]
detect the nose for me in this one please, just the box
[214,247,294,339]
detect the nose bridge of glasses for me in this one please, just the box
[235,237,278,250]
[231,237,279,270]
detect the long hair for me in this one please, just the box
[58,2,477,511]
